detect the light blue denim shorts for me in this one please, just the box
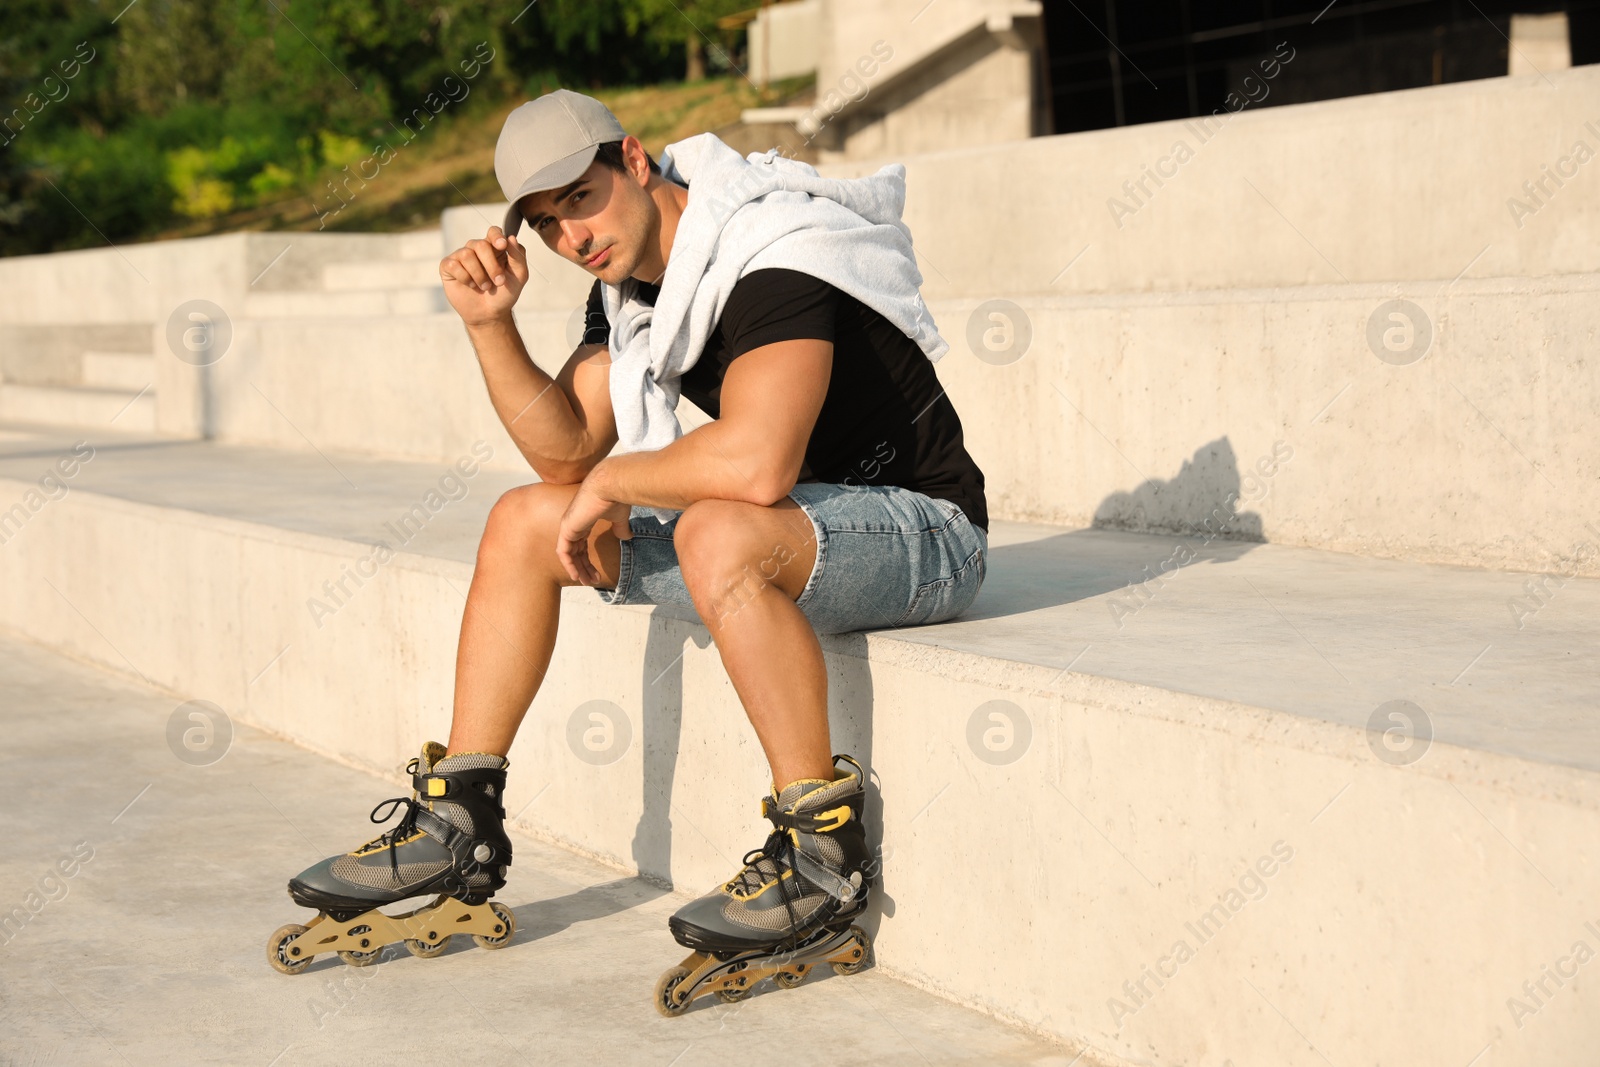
[593,481,988,635]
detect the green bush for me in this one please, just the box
[0,0,740,254]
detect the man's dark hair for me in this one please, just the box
[593,139,661,177]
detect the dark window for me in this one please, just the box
[1040,0,1597,134]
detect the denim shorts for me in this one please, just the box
[593,482,988,635]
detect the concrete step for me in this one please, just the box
[0,324,151,387]
[397,227,444,260]
[1,635,1068,1067]
[242,287,448,319]
[81,350,156,391]
[322,257,442,292]
[0,424,1594,1067]
[0,383,154,431]
[178,272,1599,577]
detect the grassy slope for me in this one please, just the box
[152,75,815,240]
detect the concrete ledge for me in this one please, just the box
[152,273,1600,575]
[0,427,1594,1065]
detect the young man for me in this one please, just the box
[272,91,988,1008]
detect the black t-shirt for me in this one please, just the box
[583,268,988,531]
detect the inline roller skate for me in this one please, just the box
[654,754,874,1015]
[266,742,516,973]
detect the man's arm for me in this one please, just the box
[554,336,831,585]
[591,336,832,509]
[441,226,618,484]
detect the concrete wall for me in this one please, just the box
[1,476,1594,1066]
[812,0,1044,162]
[818,21,1038,163]
[749,0,821,83]
[934,275,1600,576]
[1510,12,1572,76]
[821,63,1600,298]
[169,275,1600,577]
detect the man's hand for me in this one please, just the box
[440,226,530,326]
[556,466,634,585]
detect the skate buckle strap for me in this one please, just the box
[414,771,464,797]
[762,798,854,834]
[412,806,466,849]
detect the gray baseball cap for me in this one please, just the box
[496,90,627,237]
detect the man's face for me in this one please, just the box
[518,150,656,284]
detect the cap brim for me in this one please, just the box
[501,144,601,237]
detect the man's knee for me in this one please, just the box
[478,483,566,564]
[674,500,756,576]
[675,498,809,598]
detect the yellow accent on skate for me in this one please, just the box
[812,804,851,832]
[427,778,448,797]
[349,828,427,856]
[726,866,798,902]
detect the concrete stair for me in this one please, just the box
[0,381,154,431]
[81,351,156,391]
[0,228,449,436]
[323,256,443,292]
[0,424,1594,1067]
[242,286,448,319]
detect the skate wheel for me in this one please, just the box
[338,924,382,967]
[774,968,808,989]
[654,966,692,1017]
[405,935,451,959]
[830,926,872,976]
[716,985,753,1003]
[471,902,516,950]
[267,923,312,975]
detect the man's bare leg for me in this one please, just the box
[672,497,831,789]
[446,485,830,790]
[447,482,621,755]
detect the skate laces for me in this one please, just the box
[729,828,799,898]
[356,795,427,878]
[727,826,810,947]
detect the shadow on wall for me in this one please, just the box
[1093,436,1265,541]
[969,435,1272,620]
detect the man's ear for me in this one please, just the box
[624,136,652,185]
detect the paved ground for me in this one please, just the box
[0,635,1078,1067]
